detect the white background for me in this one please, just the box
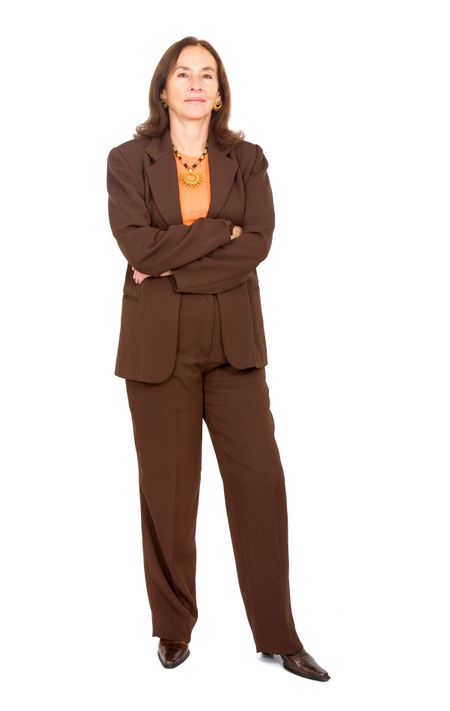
[1,1,449,708]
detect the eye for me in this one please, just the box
[176,72,213,79]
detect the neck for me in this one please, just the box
[169,115,211,156]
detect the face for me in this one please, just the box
[160,45,221,123]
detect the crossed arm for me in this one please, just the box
[107,143,275,294]
[107,146,234,276]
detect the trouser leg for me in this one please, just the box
[203,364,302,654]
[125,375,203,642]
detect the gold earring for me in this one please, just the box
[213,99,222,111]
[160,96,168,109]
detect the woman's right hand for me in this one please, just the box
[231,225,243,240]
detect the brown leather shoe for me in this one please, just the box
[157,639,190,668]
[263,643,330,681]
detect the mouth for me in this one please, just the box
[185,99,205,102]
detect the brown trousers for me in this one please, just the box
[125,292,302,654]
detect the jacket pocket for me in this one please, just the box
[247,272,260,294]
[122,272,142,301]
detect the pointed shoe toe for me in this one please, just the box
[280,645,330,681]
[158,639,190,668]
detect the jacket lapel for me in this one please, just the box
[144,126,238,227]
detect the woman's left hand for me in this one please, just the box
[132,267,173,283]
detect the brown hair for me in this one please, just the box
[133,36,245,150]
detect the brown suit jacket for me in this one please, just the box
[106,126,275,383]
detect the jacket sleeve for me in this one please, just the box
[107,146,233,276]
[170,144,275,294]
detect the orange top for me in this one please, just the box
[175,153,211,225]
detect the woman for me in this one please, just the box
[106,36,330,681]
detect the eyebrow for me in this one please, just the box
[174,65,216,72]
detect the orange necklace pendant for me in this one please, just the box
[179,169,203,188]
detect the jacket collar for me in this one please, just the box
[143,125,238,226]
